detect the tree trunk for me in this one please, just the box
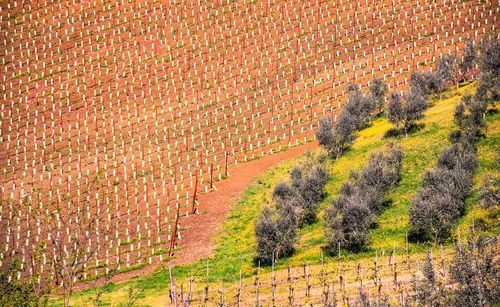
[64,292,71,307]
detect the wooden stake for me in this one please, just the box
[203,260,209,305]
[255,262,260,307]
[169,266,177,307]
[210,163,213,189]
[237,270,242,307]
[287,266,294,305]
[191,172,198,214]
[272,252,276,306]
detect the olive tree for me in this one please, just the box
[409,117,478,242]
[369,76,388,114]
[478,177,499,209]
[345,85,376,129]
[459,39,477,78]
[410,71,440,97]
[324,195,373,252]
[316,110,357,159]
[386,90,428,137]
[476,35,500,103]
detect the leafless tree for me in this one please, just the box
[435,53,459,90]
[45,176,112,307]
[459,39,477,79]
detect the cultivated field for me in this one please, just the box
[0,0,498,288]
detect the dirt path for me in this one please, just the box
[169,141,319,266]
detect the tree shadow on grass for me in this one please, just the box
[383,123,425,139]
[486,107,498,116]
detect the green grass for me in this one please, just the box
[53,82,499,306]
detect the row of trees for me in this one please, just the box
[409,35,499,243]
[386,35,497,138]
[254,152,328,264]
[316,77,388,159]
[385,49,462,138]
[324,145,404,251]
[259,76,390,262]
[386,70,436,137]
[409,93,485,242]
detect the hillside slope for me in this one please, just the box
[2,1,498,283]
[59,82,499,306]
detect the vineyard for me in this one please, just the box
[168,247,460,306]
[0,0,499,303]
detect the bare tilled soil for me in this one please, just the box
[1,0,498,287]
